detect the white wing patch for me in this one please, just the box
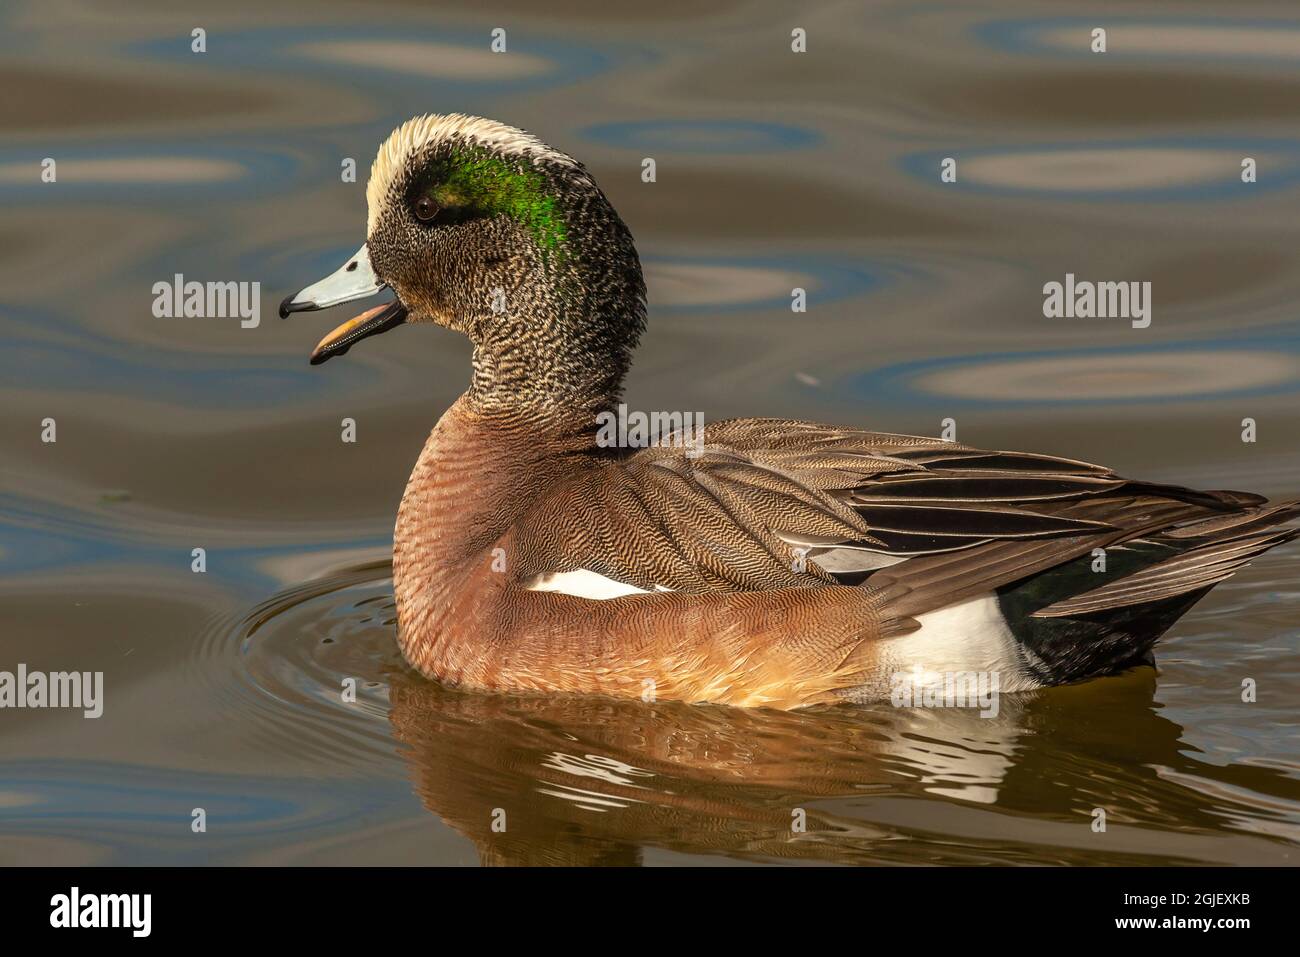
[525,570,673,600]
[773,531,906,573]
[805,547,906,573]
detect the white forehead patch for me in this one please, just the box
[365,113,584,236]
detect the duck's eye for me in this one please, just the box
[414,196,439,222]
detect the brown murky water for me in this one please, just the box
[2,0,1298,865]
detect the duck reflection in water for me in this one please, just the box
[383,666,1294,866]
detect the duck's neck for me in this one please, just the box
[466,313,635,415]
[464,224,646,415]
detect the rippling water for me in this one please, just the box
[1,1,1298,865]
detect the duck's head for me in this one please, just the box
[282,113,646,410]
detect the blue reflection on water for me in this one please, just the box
[0,759,411,863]
[901,138,1300,202]
[974,16,1300,62]
[0,305,355,407]
[127,25,626,93]
[0,490,388,591]
[644,253,886,314]
[582,119,821,154]
[0,143,305,203]
[848,333,1300,410]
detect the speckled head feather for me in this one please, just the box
[361,113,646,417]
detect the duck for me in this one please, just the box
[280,113,1298,710]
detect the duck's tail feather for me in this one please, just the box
[980,499,1299,682]
[1024,499,1298,618]
[1032,520,1298,618]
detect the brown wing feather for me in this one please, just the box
[512,418,1257,596]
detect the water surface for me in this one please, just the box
[2,0,1298,865]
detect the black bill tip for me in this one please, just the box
[309,345,349,365]
[279,294,319,320]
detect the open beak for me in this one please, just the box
[279,243,408,364]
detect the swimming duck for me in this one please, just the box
[281,114,1297,709]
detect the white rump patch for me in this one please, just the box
[525,569,671,600]
[885,594,1040,693]
[367,113,586,234]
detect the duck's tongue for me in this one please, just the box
[310,299,408,365]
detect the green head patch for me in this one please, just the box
[408,145,569,258]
